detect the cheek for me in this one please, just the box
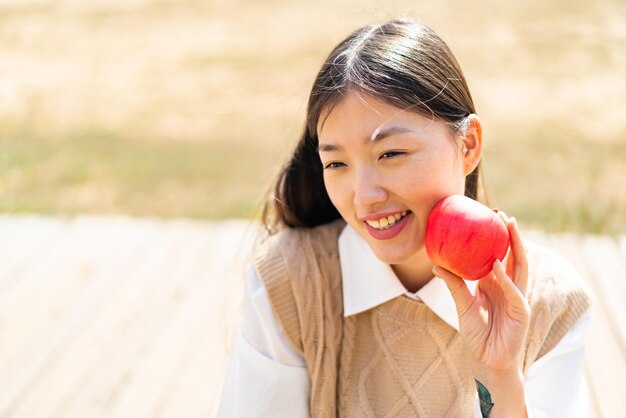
[410,152,464,189]
[398,162,463,209]
[323,174,348,212]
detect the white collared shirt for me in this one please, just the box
[218,225,592,418]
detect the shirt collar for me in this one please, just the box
[338,224,478,331]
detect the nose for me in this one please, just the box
[353,168,388,209]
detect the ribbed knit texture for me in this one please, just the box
[252,220,592,418]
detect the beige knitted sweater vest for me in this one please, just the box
[252,220,591,418]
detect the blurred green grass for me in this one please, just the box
[1,130,285,219]
[0,0,624,233]
[485,123,626,234]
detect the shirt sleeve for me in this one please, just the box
[217,266,310,418]
[473,308,593,418]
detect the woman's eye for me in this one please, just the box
[380,151,404,160]
[323,162,346,170]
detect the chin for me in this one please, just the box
[370,244,415,265]
[357,227,423,265]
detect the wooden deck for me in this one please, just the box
[0,215,624,418]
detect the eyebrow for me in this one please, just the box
[317,125,418,152]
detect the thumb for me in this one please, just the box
[433,266,473,317]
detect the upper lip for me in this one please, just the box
[358,210,410,222]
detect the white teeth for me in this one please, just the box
[365,211,410,230]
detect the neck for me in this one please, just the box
[391,249,436,293]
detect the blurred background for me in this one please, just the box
[1,1,625,417]
[1,0,625,233]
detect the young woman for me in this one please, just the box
[218,18,592,418]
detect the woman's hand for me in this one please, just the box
[433,212,530,417]
[434,211,529,373]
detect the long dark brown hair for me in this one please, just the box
[261,18,487,235]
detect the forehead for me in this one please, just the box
[317,91,442,141]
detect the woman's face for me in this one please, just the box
[317,91,479,267]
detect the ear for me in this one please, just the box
[460,114,483,176]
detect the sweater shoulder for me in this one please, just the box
[525,239,592,305]
[522,239,592,369]
[249,219,346,355]
[253,219,346,267]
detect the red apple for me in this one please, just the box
[425,195,510,280]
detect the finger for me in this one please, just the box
[496,211,521,288]
[495,211,528,296]
[496,209,509,223]
[492,259,527,311]
[433,266,473,317]
[505,245,516,280]
[507,217,529,296]
[496,211,514,261]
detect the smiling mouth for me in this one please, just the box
[364,210,411,230]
